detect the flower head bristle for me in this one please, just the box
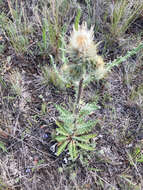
[69,22,94,53]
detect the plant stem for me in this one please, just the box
[76,77,84,107]
[106,43,143,71]
[73,78,84,131]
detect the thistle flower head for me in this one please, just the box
[69,22,94,53]
[68,22,106,80]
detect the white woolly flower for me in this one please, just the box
[68,22,106,79]
[69,22,94,53]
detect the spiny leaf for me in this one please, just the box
[77,142,95,151]
[76,115,85,124]
[56,128,69,136]
[55,104,75,125]
[73,134,97,142]
[79,102,100,116]
[57,141,69,156]
[55,104,72,116]
[76,120,98,135]
[106,43,143,72]
[55,120,63,128]
[68,141,77,161]
[55,135,68,142]
[56,120,69,135]
[56,120,73,135]
[58,115,74,128]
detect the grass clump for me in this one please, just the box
[0,1,33,55]
[109,0,143,39]
[35,0,72,59]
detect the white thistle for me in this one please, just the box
[69,22,95,53]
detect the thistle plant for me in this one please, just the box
[0,1,33,55]
[54,22,105,161]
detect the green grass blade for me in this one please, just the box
[0,141,7,152]
[74,8,81,31]
[42,19,48,50]
[0,76,6,87]
[48,23,56,45]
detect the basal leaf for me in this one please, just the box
[76,120,98,135]
[68,141,77,161]
[55,104,75,125]
[55,104,72,116]
[76,142,95,151]
[73,134,97,142]
[79,103,100,116]
[76,116,85,125]
[55,135,68,142]
[55,120,64,128]
[57,141,69,156]
[56,128,69,136]
[59,115,74,127]
[56,120,73,135]
[73,136,88,142]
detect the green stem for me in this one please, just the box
[76,78,84,107]
[73,78,84,131]
[106,43,143,72]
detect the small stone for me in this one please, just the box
[50,144,57,153]
[63,157,68,164]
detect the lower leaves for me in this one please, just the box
[55,104,97,161]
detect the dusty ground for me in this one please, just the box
[0,0,143,190]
